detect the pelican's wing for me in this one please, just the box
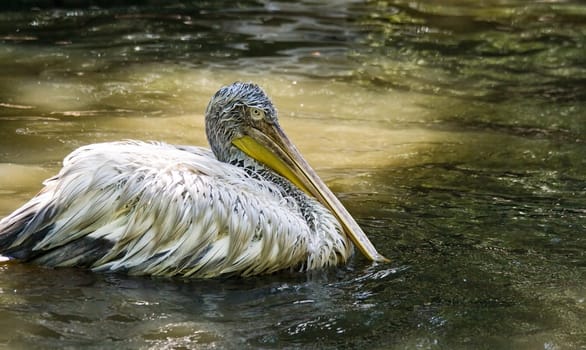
[0,141,315,277]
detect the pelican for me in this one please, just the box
[0,82,387,278]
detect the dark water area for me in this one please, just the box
[0,1,585,349]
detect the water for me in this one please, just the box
[0,1,585,349]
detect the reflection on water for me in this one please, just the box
[0,261,407,348]
[0,1,585,349]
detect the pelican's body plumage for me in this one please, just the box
[0,82,385,278]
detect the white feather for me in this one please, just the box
[0,141,351,277]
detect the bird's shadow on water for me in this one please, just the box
[0,257,408,349]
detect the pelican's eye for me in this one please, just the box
[249,107,265,121]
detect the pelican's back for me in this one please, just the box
[0,141,345,277]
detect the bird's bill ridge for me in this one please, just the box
[232,122,389,263]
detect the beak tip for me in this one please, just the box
[374,254,391,263]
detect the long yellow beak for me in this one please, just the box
[232,121,388,263]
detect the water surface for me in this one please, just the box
[0,1,585,349]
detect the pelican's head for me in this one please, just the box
[205,82,277,163]
[204,82,388,263]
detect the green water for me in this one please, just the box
[0,1,585,349]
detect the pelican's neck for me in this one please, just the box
[220,147,298,199]
[228,150,285,186]
[230,150,331,230]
